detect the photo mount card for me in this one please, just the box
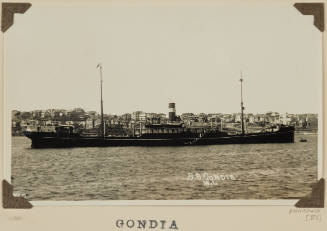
[0,0,325,212]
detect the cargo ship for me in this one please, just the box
[23,65,294,148]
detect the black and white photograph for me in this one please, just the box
[3,1,323,203]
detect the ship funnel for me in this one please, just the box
[168,103,176,122]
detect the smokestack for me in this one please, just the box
[168,103,176,122]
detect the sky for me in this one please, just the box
[5,2,322,115]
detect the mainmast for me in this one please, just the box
[97,63,105,138]
[240,71,245,135]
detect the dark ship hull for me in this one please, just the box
[24,126,294,148]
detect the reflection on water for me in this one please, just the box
[11,133,317,200]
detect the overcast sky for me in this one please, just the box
[5,2,322,115]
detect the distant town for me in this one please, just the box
[11,104,318,136]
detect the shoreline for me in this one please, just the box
[11,130,318,138]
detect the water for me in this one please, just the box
[11,133,317,200]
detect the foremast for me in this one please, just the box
[97,63,105,138]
